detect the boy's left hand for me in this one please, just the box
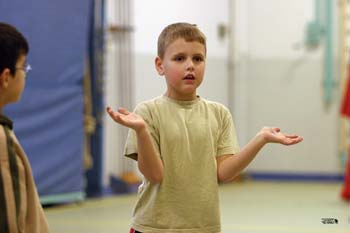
[259,127,303,145]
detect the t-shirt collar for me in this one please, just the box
[162,95,200,107]
[0,114,13,129]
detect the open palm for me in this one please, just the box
[106,107,146,131]
[261,127,303,145]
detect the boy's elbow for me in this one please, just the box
[217,172,237,183]
[149,174,163,184]
[139,165,164,184]
[218,177,233,184]
[147,171,164,184]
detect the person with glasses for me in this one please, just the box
[17,63,32,74]
[0,22,50,233]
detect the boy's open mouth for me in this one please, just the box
[183,74,195,80]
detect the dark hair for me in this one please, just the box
[0,22,29,76]
[157,22,206,59]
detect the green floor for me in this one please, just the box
[45,181,350,233]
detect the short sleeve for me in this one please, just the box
[124,103,160,161]
[216,106,240,156]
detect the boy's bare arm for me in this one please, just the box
[106,107,164,183]
[216,127,303,183]
[135,126,164,183]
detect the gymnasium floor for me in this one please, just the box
[45,181,350,233]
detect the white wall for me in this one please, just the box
[133,0,229,57]
[231,0,342,174]
[244,0,314,58]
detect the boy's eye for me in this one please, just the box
[193,56,204,62]
[174,56,184,61]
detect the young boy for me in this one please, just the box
[0,22,50,233]
[107,22,303,233]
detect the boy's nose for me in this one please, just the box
[186,60,194,70]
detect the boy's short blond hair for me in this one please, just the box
[157,22,206,59]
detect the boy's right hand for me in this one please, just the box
[106,107,146,132]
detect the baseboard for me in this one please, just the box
[40,192,85,205]
[246,172,343,182]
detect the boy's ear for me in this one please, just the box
[0,68,10,88]
[155,56,164,75]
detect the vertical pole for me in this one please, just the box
[323,0,335,107]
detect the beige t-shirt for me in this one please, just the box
[125,96,240,233]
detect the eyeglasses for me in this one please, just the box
[16,64,32,74]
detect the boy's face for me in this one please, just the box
[0,54,27,105]
[155,38,206,100]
